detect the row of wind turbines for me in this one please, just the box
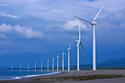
[11,47,71,72]
[11,7,103,72]
[75,7,103,71]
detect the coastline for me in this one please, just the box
[0,71,61,81]
[19,71,61,79]
[1,70,125,83]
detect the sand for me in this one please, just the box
[1,70,125,83]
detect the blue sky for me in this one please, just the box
[0,0,125,68]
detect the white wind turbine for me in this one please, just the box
[11,65,13,71]
[41,60,43,71]
[75,7,103,71]
[52,58,55,71]
[62,52,65,71]
[35,62,37,71]
[20,64,21,72]
[57,55,59,71]
[67,43,71,71]
[76,24,84,71]
[27,63,29,71]
[47,58,49,71]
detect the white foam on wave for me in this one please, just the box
[11,72,61,80]
[12,76,21,80]
[0,76,21,80]
[22,72,61,78]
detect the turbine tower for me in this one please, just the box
[41,60,43,71]
[67,43,71,71]
[76,24,81,71]
[11,65,13,71]
[20,64,21,72]
[47,58,49,71]
[52,58,55,71]
[35,62,37,71]
[75,7,103,71]
[62,52,65,71]
[27,63,29,71]
[57,55,59,71]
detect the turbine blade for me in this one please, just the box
[74,16,91,24]
[76,40,80,46]
[80,41,85,51]
[93,6,103,22]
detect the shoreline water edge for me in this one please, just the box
[0,71,61,81]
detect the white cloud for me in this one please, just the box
[85,0,125,12]
[0,24,44,39]
[14,25,43,39]
[0,0,125,21]
[0,24,12,32]
[0,13,20,19]
[63,19,88,31]
[1,0,124,21]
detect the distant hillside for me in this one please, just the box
[75,58,125,70]
[97,58,125,69]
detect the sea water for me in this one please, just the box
[0,71,60,80]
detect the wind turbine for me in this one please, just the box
[76,24,84,71]
[62,52,65,71]
[27,63,29,71]
[75,7,103,71]
[57,55,59,71]
[35,62,37,71]
[67,43,71,71]
[47,58,49,71]
[20,64,21,72]
[41,60,43,71]
[52,58,55,71]
[11,65,13,71]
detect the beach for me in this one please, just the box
[0,70,125,83]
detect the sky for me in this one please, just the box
[0,0,125,68]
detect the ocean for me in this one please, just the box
[0,71,59,80]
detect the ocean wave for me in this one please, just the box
[11,72,61,80]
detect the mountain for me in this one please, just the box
[74,58,125,70]
[97,58,125,69]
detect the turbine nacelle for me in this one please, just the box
[76,40,80,46]
[76,40,78,42]
[76,40,80,42]
[67,48,71,51]
[91,21,98,25]
[62,52,65,56]
[67,43,71,51]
